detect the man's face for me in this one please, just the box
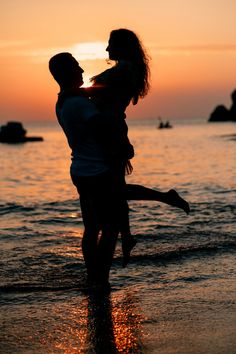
[73,61,84,87]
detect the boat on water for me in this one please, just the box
[0,121,43,143]
[157,118,173,129]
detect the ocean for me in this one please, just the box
[0,118,235,353]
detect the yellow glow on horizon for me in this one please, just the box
[72,42,107,60]
[28,42,108,63]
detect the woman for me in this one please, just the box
[86,29,190,266]
[88,29,190,261]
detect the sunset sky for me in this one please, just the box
[1,0,236,122]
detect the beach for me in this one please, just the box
[1,119,236,353]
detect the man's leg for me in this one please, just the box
[95,170,121,284]
[80,196,100,281]
[71,175,100,282]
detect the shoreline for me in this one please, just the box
[1,253,235,353]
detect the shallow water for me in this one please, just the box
[0,119,236,353]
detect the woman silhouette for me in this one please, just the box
[86,29,190,266]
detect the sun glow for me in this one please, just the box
[71,42,107,61]
[81,74,93,88]
[1,0,236,122]
[27,41,108,63]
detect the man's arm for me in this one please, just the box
[62,92,134,160]
[88,112,134,160]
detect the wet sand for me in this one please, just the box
[1,253,235,354]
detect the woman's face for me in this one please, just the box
[106,37,121,60]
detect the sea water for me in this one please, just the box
[0,119,235,353]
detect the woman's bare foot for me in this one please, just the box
[122,236,137,268]
[167,189,190,214]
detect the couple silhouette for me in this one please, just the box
[49,28,190,293]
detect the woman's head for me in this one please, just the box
[107,29,150,104]
[107,29,143,61]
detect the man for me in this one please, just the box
[49,52,124,290]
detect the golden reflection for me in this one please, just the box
[112,292,143,353]
[50,300,88,354]
[36,290,143,353]
[69,212,81,218]
[85,290,143,353]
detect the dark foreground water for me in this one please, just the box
[0,119,235,353]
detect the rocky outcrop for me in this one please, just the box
[208,90,236,122]
[0,121,43,143]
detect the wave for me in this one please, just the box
[0,240,235,295]
[31,217,82,225]
[0,284,82,294]
[126,240,236,265]
[0,203,35,216]
[0,200,83,230]
[0,199,80,215]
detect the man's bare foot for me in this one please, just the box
[167,189,190,214]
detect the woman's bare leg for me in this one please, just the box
[119,199,137,268]
[120,185,190,267]
[125,184,190,214]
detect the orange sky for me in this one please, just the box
[1,0,236,122]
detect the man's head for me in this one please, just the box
[49,52,84,89]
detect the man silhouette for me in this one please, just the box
[49,52,123,291]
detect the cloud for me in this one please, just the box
[149,44,236,56]
[1,40,236,61]
[0,40,30,49]
[71,42,107,60]
[30,42,108,62]
[0,40,108,62]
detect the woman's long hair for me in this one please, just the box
[109,28,150,105]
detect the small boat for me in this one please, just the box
[0,121,43,143]
[157,119,173,129]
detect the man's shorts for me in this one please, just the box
[71,168,125,231]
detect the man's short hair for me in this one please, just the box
[49,52,79,86]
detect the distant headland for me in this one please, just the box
[208,90,236,122]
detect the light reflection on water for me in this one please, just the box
[86,290,143,353]
[129,120,235,194]
[1,119,236,352]
[1,254,235,353]
[0,289,144,353]
[1,119,236,205]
